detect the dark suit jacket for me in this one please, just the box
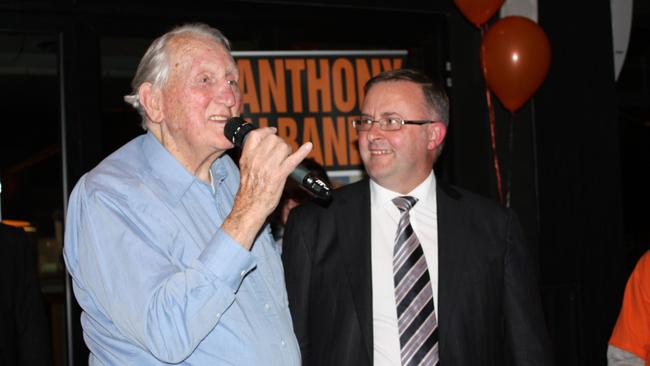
[282,178,553,366]
[0,223,52,366]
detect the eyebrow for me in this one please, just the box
[225,63,239,77]
[360,112,401,119]
[380,111,400,118]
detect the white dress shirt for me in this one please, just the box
[371,172,439,366]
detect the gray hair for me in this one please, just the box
[363,68,450,126]
[124,23,232,130]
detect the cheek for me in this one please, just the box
[178,84,212,104]
[179,93,213,122]
[357,135,370,155]
[192,90,214,109]
[383,135,400,150]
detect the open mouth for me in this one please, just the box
[369,148,392,156]
[208,115,229,122]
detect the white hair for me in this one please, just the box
[123,23,231,130]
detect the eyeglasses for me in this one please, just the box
[351,118,437,131]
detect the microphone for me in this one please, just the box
[224,117,332,200]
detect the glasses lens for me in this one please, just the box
[352,120,371,131]
[381,119,402,131]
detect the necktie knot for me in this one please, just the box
[392,196,418,213]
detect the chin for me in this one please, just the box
[368,160,393,174]
[213,136,233,148]
[367,168,393,184]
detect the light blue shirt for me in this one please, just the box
[63,132,301,365]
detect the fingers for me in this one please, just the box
[280,142,313,176]
[227,128,313,249]
[240,128,312,181]
[244,126,277,143]
[238,127,275,154]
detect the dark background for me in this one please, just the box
[0,0,648,365]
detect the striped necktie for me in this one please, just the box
[392,196,439,366]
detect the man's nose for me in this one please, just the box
[217,82,238,108]
[366,120,384,140]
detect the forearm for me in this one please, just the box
[65,185,256,363]
[71,228,255,363]
[222,196,270,250]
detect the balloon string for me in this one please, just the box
[480,24,504,205]
[485,85,504,205]
[505,112,515,208]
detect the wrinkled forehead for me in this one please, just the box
[166,34,236,74]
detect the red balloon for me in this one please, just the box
[454,0,505,27]
[481,16,551,113]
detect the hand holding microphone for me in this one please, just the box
[225,117,332,200]
[221,118,314,250]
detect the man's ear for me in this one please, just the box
[427,121,447,151]
[138,82,164,124]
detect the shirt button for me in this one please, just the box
[264,303,271,311]
[281,339,286,347]
[240,270,246,277]
[216,313,221,318]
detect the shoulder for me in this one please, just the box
[285,179,367,233]
[336,178,369,197]
[85,135,148,193]
[437,181,519,239]
[631,251,650,285]
[636,251,650,270]
[436,180,507,212]
[0,224,29,258]
[292,179,367,215]
[438,181,508,215]
[70,135,153,211]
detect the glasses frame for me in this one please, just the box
[351,118,438,131]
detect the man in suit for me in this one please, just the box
[0,223,52,365]
[282,69,552,366]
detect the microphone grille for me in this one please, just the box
[224,117,254,147]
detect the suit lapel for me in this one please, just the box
[336,180,373,362]
[436,181,465,354]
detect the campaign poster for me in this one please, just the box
[233,50,407,186]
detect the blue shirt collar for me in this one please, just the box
[142,131,227,204]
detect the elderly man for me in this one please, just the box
[282,69,552,366]
[63,23,310,365]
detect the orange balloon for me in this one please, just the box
[454,0,505,27]
[481,16,551,113]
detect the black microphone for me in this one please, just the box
[224,116,332,200]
